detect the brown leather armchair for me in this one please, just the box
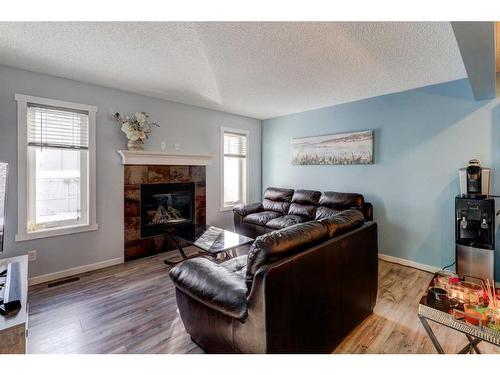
[170,210,378,353]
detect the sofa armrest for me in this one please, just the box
[362,202,373,221]
[169,257,248,320]
[233,202,263,217]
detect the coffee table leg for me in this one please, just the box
[164,231,188,266]
[418,315,445,354]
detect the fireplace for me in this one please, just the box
[123,164,206,261]
[141,182,195,238]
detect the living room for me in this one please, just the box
[1,1,500,372]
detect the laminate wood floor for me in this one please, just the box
[27,252,500,354]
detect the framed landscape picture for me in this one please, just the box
[291,130,374,165]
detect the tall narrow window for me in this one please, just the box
[16,95,97,241]
[221,128,248,210]
[27,104,89,229]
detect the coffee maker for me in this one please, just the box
[455,160,495,280]
[459,159,491,198]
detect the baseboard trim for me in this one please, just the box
[378,253,441,274]
[28,257,124,286]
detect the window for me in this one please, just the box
[220,128,248,211]
[15,94,97,241]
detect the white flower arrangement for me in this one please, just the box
[114,112,159,142]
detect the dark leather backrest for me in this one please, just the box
[288,189,321,219]
[262,187,294,214]
[315,191,367,220]
[246,221,329,289]
[319,191,364,207]
[319,209,365,238]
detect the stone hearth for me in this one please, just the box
[124,165,206,261]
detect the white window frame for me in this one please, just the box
[15,94,98,241]
[220,127,249,212]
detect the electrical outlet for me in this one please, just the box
[174,143,180,151]
[28,249,37,262]
[160,141,167,150]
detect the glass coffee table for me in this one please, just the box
[418,273,500,354]
[163,224,254,266]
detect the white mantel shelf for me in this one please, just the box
[118,150,214,166]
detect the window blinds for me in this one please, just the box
[224,132,247,158]
[27,104,89,150]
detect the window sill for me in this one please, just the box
[220,205,237,212]
[220,202,246,212]
[15,223,98,242]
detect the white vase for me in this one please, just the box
[127,139,144,151]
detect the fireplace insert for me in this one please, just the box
[141,182,195,238]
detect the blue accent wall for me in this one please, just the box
[262,79,500,280]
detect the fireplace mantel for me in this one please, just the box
[118,150,213,166]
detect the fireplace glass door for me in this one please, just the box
[141,182,195,238]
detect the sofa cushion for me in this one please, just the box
[315,206,345,220]
[246,221,329,288]
[318,191,364,208]
[262,200,291,214]
[266,214,309,229]
[288,203,316,219]
[287,189,321,219]
[319,209,365,238]
[220,255,248,278]
[315,191,365,220]
[264,187,294,202]
[262,187,294,214]
[170,256,249,320]
[243,211,282,226]
[291,189,321,205]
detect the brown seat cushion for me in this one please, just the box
[266,215,309,229]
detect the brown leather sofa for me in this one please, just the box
[233,187,373,238]
[169,209,378,353]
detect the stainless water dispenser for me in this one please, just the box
[455,196,495,280]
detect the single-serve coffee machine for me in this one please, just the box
[455,159,495,280]
[459,159,491,198]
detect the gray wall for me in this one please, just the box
[263,79,500,280]
[0,64,262,277]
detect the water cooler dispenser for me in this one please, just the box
[455,197,495,280]
[455,159,495,280]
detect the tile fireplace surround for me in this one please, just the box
[124,164,206,261]
[120,151,212,261]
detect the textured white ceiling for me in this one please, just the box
[0,22,467,119]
